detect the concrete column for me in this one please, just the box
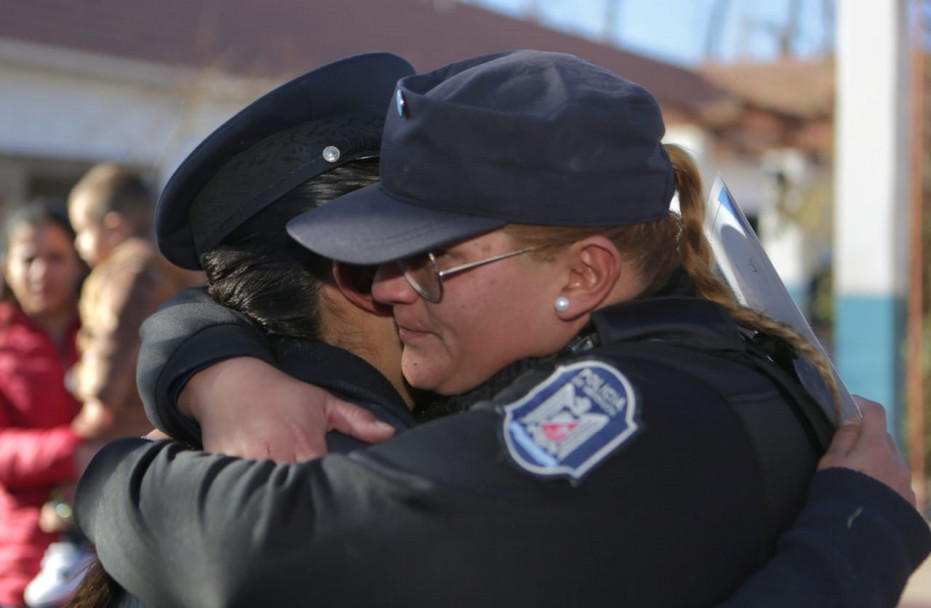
[834,0,910,443]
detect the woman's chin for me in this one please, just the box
[401,355,455,395]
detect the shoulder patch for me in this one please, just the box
[501,361,640,482]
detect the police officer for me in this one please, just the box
[140,50,419,450]
[76,51,929,607]
[69,51,418,607]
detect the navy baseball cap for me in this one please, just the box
[287,50,675,265]
[156,52,415,269]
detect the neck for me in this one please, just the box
[317,285,415,410]
[30,307,75,346]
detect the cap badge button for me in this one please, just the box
[322,146,341,163]
[396,89,406,117]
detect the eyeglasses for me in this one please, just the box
[398,245,540,303]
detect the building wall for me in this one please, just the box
[0,38,831,333]
[0,39,273,208]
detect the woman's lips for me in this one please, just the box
[397,325,430,342]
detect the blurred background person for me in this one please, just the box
[66,163,201,442]
[0,202,93,608]
[24,165,199,607]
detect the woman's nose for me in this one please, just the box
[372,263,418,305]
[29,258,48,281]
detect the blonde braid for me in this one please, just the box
[667,144,841,422]
[505,145,841,423]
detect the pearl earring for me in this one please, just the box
[554,296,570,312]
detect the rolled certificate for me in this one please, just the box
[704,175,859,420]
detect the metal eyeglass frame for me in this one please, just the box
[398,245,540,303]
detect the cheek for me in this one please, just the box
[417,292,523,393]
[458,276,559,375]
[4,266,27,299]
[48,263,77,293]
[398,261,556,394]
[76,233,97,259]
[395,300,478,393]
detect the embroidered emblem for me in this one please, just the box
[502,361,640,481]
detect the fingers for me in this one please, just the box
[326,398,396,444]
[852,394,882,411]
[853,396,887,436]
[145,428,170,441]
[818,416,861,469]
[281,416,330,462]
[901,478,919,507]
[886,432,900,457]
[818,395,919,507]
[851,399,890,457]
[821,396,886,462]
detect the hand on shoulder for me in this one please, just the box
[183,356,397,462]
[818,396,916,507]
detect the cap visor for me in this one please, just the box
[286,183,505,264]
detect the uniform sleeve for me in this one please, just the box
[76,260,167,412]
[75,438,335,608]
[75,430,929,608]
[0,396,80,488]
[717,467,930,608]
[136,286,275,443]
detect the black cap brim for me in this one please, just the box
[286,182,504,265]
[156,52,415,269]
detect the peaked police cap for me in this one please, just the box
[156,52,415,269]
[287,50,675,265]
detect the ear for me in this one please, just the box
[102,211,131,237]
[331,261,389,315]
[555,236,622,321]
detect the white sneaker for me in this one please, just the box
[23,540,95,607]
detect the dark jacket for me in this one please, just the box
[134,285,414,446]
[76,290,931,607]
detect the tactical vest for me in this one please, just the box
[573,296,835,550]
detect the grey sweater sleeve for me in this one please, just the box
[136,285,276,443]
[75,436,930,608]
[76,438,324,607]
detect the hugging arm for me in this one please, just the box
[75,403,929,608]
[132,292,929,606]
[75,438,331,607]
[137,286,393,457]
[719,398,929,608]
[717,467,927,608]
[136,285,276,444]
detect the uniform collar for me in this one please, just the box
[272,337,415,427]
[589,297,746,354]
[565,267,744,356]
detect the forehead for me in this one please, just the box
[7,221,72,253]
[442,229,511,253]
[69,191,104,221]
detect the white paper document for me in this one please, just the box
[704,175,859,420]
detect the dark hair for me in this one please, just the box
[66,561,115,608]
[1,200,87,302]
[202,160,379,339]
[2,199,76,251]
